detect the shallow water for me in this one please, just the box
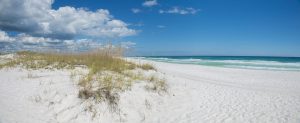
[135,56,300,71]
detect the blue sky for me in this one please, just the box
[1,0,300,56]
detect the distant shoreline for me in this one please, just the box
[131,55,300,58]
[130,56,300,71]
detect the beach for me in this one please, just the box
[133,59,300,122]
[1,0,299,122]
[1,57,300,123]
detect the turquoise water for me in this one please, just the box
[136,56,300,71]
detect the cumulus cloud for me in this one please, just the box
[159,7,200,15]
[0,30,14,42]
[0,30,94,52]
[142,0,158,7]
[131,8,141,13]
[0,30,135,52]
[0,0,137,40]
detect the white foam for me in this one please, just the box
[139,57,300,71]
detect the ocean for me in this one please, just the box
[136,56,300,71]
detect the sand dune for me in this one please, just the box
[1,58,300,123]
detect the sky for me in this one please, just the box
[0,0,300,56]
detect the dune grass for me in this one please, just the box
[137,63,156,71]
[0,48,167,111]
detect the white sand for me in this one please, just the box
[1,58,300,123]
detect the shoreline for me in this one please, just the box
[131,57,300,73]
[132,56,300,72]
[133,59,300,93]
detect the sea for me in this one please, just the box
[135,56,300,71]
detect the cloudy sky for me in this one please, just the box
[0,0,300,56]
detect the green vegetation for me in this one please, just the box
[138,63,156,71]
[0,48,167,112]
[146,74,167,92]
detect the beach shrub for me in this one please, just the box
[0,47,167,112]
[138,63,156,71]
[145,74,167,93]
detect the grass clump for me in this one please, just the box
[0,47,167,112]
[137,63,156,71]
[145,74,167,93]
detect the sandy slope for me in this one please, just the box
[0,58,300,123]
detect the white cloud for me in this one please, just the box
[0,30,135,52]
[0,0,137,40]
[0,30,98,52]
[142,0,158,7]
[159,7,200,15]
[131,8,141,13]
[0,30,14,42]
